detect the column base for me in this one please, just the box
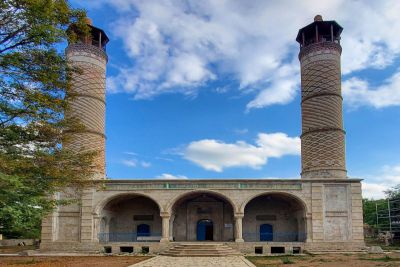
[160,238,170,243]
[235,238,244,243]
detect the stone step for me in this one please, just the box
[308,250,367,254]
[161,243,241,257]
[168,247,235,251]
[169,247,235,250]
[161,253,240,257]
[165,251,239,254]
[167,250,238,254]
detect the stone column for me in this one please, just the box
[92,214,102,242]
[169,213,175,241]
[234,213,244,242]
[160,212,170,243]
[306,213,313,242]
[80,189,94,242]
[40,211,57,242]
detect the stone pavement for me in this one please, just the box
[129,256,256,267]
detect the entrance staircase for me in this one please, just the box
[161,243,241,257]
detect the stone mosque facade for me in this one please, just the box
[40,16,365,255]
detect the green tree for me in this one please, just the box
[0,0,94,238]
[385,185,400,200]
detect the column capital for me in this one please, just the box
[160,212,171,218]
[234,213,244,219]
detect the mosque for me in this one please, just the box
[40,16,364,255]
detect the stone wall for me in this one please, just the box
[41,179,364,253]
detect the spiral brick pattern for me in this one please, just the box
[64,44,107,179]
[300,43,346,178]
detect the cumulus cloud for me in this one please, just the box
[96,0,400,109]
[361,164,400,199]
[343,71,400,108]
[361,182,388,200]
[156,173,188,180]
[183,132,300,172]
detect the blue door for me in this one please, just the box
[197,219,213,241]
[260,224,273,241]
[137,224,150,237]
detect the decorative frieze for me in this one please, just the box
[104,182,303,191]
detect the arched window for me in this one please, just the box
[137,224,150,237]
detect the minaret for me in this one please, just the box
[296,15,346,179]
[65,19,109,179]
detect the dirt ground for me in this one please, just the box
[1,253,400,267]
[0,256,151,267]
[246,252,400,267]
[0,246,36,254]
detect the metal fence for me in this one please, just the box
[98,232,162,243]
[243,232,306,242]
[375,198,400,239]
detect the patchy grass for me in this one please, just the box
[360,255,400,262]
[0,256,151,267]
[365,237,400,251]
[246,255,307,267]
[281,257,294,264]
[247,252,400,267]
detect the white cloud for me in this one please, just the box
[141,161,151,168]
[234,128,249,135]
[361,164,400,199]
[183,132,300,172]
[246,63,299,110]
[122,159,137,167]
[343,71,400,108]
[156,173,188,180]
[361,182,387,200]
[97,0,400,109]
[122,159,151,168]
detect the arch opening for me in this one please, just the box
[170,192,235,242]
[243,193,307,242]
[98,194,161,243]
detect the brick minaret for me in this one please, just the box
[296,15,347,179]
[65,19,108,179]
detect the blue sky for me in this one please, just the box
[70,1,400,199]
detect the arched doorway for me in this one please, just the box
[243,193,306,242]
[260,224,273,241]
[197,219,213,241]
[98,194,161,242]
[170,192,235,241]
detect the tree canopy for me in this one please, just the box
[0,0,94,238]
